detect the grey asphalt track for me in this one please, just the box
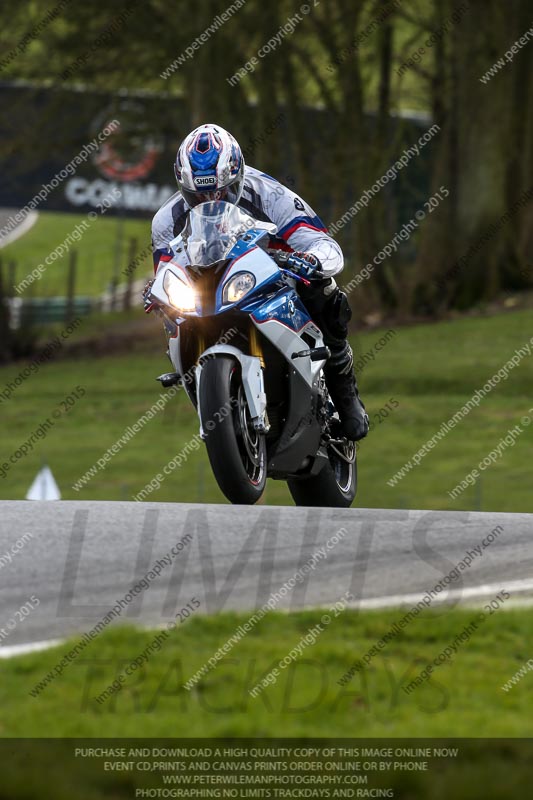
[0,501,531,647]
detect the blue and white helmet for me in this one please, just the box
[175,123,245,208]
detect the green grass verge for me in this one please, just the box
[3,607,533,738]
[0,308,532,510]
[2,211,152,297]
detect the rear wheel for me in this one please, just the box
[287,439,357,508]
[198,356,266,505]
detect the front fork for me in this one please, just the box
[248,322,265,367]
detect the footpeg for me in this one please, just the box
[292,346,330,362]
[157,372,180,388]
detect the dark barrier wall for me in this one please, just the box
[0,82,185,217]
[0,82,432,231]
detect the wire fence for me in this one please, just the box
[0,236,149,328]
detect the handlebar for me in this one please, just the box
[267,250,321,282]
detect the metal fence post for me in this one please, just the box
[66,250,77,324]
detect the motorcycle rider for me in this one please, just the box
[147,123,369,442]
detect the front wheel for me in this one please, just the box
[287,440,357,508]
[198,356,267,505]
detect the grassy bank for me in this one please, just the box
[3,606,532,737]
[2,211,152,297]
[0,309,532,510]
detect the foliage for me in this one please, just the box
[0,0,531,314]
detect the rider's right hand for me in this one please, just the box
[142,279,157,313]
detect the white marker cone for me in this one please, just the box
[26,465,61,501]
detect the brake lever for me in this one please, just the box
[279,267,312,287]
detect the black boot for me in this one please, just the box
[297,280,369,441]
[324,344,369,441]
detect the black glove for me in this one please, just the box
[142,279,156,313]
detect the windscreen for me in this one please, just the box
[186,201,272,267]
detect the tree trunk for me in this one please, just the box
[419,0,531,309]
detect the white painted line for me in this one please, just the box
[0,210,39,249]
[0,638,62,659]
[352,577,533,610]
[2,578,533,659]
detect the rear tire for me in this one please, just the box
[198,356,266,505]
[287,441,357,508]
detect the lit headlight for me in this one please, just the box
[223,271,256,304]
[164,271,196,311]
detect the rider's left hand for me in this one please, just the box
[286,251,323,280]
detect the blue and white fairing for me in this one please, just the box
[223,236,326,388]
[152,202,279,309]
[215,235,280,313]
[150,201,327,396]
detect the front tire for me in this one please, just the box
[198,356,267,505]
[287,440,357,508]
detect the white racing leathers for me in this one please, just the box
[151,165,343,276]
